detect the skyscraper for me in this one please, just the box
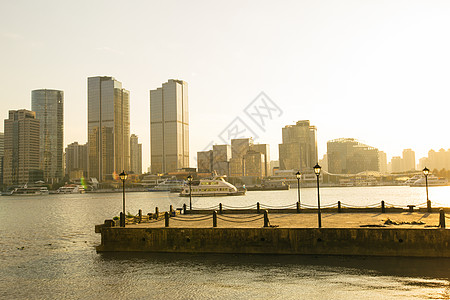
[279,120,318,172]
[130,134,142,174]
[31,89,64,183]
[150,79,189,173]
[3,110,40,185]
[88,76,130,181]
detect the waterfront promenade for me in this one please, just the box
[123,211,444,229]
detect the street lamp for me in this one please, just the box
[295,171,301,208]
[423,167,430,211]
[313,163,322,228]
[187,175,193,211]
[119,170,128,227]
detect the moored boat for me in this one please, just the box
[179,176,245,197]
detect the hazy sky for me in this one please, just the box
[1,0,449,170]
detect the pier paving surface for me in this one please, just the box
[125,212,445,229]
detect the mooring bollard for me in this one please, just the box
[338,201,342,213]
[257,202,260,214]
[296,202,300,213]
[213,211,217,227]
[439,209,446,228]
[427,200,432,213]
[170,205,173,213]
[264,210,269,227]
[138,209,142,223]
[155,207,159,220]
[381,201,385,213]
[120,212,125,227]
[165,212,169,227]
[183,203,187,214]
[219,203,223,214]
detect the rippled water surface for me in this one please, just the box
[1,186,449,299]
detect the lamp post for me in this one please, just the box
[423,167,430,211]
[295,171,301,208]
[119,170,128,227]
[187,175,193,211]
[313,163,322,228]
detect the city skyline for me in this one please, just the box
[1,1,450,170]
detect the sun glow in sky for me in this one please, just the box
[1,0,450,170]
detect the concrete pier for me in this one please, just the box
[96,210,450,257]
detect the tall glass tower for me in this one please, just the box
[31,89,64,183]
[88,76,130,181]
[150,79,189,173]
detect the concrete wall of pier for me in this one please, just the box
[96,227,450,257]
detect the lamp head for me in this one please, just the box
[119,170,128,181]
[313,164,322,176]
[422,167,430,176]
[187,175,193,182]
[296,171,301,179]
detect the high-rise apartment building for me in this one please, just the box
[88,76,130,181]
[279,120,317,172]
[0,132,4,185]
[402,149,416,171]
[150,79,189,173]
[31,89,64,183]
[378,151,388,174]
[65,142,88,179]
[130,134,142,174]
[3,110,40,185]
[327,138,379,174]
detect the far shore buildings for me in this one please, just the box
[32,89,64,183]
[197,138,270,181]
[88,76,130,181]
[65,142,88,179]
[388,149,416,173]
[278,120,318,172]
[0,132,4,185]
[327,138,379,174]
[150,79,189,174]
[3,110,41,185]
[418,148,450,171]
[130,134,142,174]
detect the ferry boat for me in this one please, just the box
[148,178,186,192]
[179,176,245,197]
[409,175,449,187]
[10,186,49,195]
[55,185,86,194]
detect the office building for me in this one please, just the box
[130,134,142,174]
[212,144,231,176]
[31,89,64,183]
[197,150,213,173]
[150,79,189,174]
[378,151,388,174]
[327,138,379,174]
[402,149,416,171]
[279,120,318,172]
[243,150,265,178]
[251,143,270,176]
[3,110,40,185]
[88,76,130,181]
[65,142,88,179]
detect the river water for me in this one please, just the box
[1,186,449,299]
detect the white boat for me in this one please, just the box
[56,185,86,194]
[179,176,245,197]
[409,175,448,187]
[11,186,49,195]
[148,178,186,192]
